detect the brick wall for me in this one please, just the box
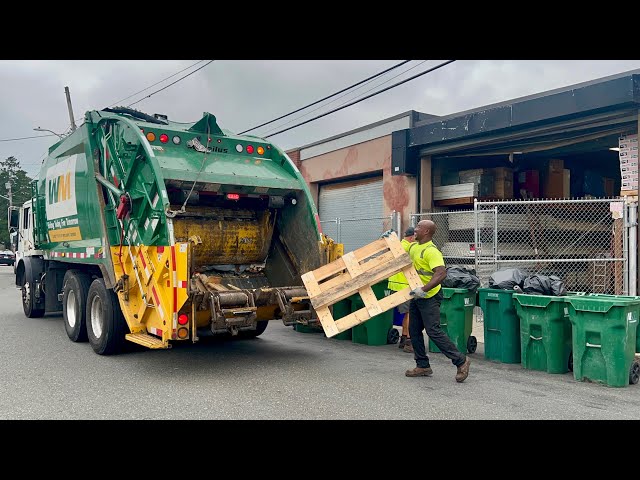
[286,149,302,169]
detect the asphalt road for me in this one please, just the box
[1,267,639,420]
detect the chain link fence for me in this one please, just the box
[411,199,635,294]
[320,211,401,254]
[475,198,632,295]
[411,199,638,328]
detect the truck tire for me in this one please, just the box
[86,278,127,355]
[20,265,44,318]
[63,270,91,342]
[238,320,269,338]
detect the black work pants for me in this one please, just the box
[409,291,466,369]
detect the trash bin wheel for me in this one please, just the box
[387,328,400,344]
[467,335,477,354]
[568,351,573,372]
[629,360,640,385]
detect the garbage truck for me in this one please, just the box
[9,107,340,355]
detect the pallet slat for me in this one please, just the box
[302,233,423,338]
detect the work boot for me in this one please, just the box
[398,335,407,348]
[403,343,414,353]
[405,366,433,377]
[455,357,471,383]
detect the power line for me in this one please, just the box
[31,60,213,141]
[0,134,58,143]
[126,60,215,108]
[106,60,207,108]
[239,60,412,135]
[260,60,429,137]
[264,60,456,139]
[65,60,208,127]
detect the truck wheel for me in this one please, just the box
[237,320,269,338]
[86,278,127,355]
[20,268,44,318]
[63,270,91,342]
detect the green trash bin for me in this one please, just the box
[352,281,397,346]
[478,288,521,363]
[588,294,640,354]
[567,296,640,387]
[513,294,572,374]
[330,298,353,340]
[429,287,477,354]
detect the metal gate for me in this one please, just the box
[321,211,401,254]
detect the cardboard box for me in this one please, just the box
[517,170,540,198]
[494,179,513,199]
[563,169,570,198]
[604,178,615,196]
[547,159,564,173]
[491,167,513,180]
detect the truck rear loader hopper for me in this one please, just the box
[12,107,341,354]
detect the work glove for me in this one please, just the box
[410,287,427,299]
[380,229,395,239]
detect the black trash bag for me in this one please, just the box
[522,274,567,296]
[550,275,567,296]
[442,266,480,291]
[488,268,528,290]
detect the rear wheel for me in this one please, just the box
[20,268,44,318]
[62,270,91,342]
[86,278,127,355]
[237,320,269,339]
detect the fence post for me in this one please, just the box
[392,210,400,236]
[474,198,478,274]
[493,206,498,264]
[629,201,637,296]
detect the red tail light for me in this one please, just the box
[178,314,189,325]
[226,193,240,201]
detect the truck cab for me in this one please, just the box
[8,199,36,279]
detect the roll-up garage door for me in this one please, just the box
[318,176,384,253]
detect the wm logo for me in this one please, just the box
[48,173,71,204]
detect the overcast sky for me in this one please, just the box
[2,59,640,180]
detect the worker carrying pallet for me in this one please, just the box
[397,220,471,383]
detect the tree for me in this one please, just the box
[0,156,33,248]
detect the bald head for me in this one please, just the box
[415,219,436,243]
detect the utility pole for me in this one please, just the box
[5,181,11,209]
[65,86,77,132]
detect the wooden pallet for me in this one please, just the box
[301,233,422,338]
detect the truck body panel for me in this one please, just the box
[13,107,336,353]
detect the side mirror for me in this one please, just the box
[11,233,18,251]
[8,207,19,231]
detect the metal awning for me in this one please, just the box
[392,70,640,174]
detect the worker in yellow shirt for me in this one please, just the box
[404,219,471,383]
[387,227,416,353]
